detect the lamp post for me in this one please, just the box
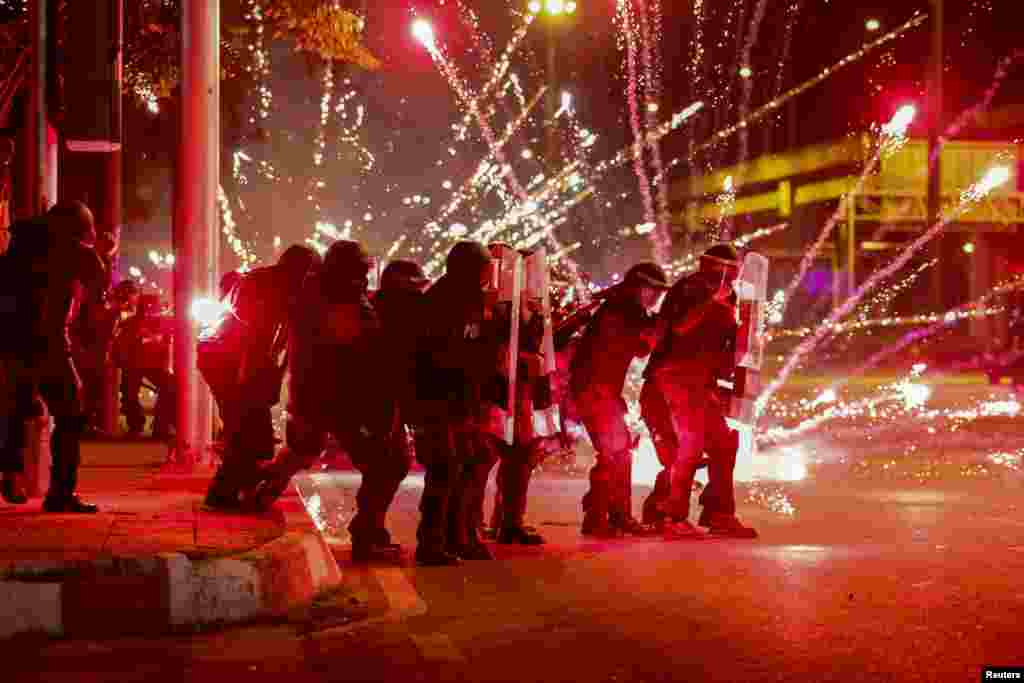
[18,0,49,219]
[173,0,220,467]
[529,0,578,169]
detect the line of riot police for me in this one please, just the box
[196,236,761,566]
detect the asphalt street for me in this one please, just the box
[5,460,1023,682]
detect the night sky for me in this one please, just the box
[118,0,1024,283]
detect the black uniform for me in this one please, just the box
[0,207,107,511]
[201,248,317,510]
[640,254,757,538]
[570,287,660,535]
[413,241,504,565]
[488,311,547,544]
[248,242,401,551]
[114,296,175,438]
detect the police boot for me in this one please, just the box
[642,468,672,525]
[204,462,245,511]
[1,473,28,505]
[581,467,619,538]
[245,448,309,512]
[610,512,660,537]
[352,540,404,564]
[415,546,462,567]
[705,512,759,539]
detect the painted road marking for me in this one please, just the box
[409,632,467,664]
[373,568,428,615]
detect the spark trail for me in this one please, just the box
[669,12,928,171]
[782,105,915,313]
[759,164,1013,412]
[638,0,673,264]
[618,0,659,261]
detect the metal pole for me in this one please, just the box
[22,0,46,216]
[927,0,943,309]
[174,0,219,467]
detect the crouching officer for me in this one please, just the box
[201,245,320,510]
[570,263,669,537]
[641,244,757,538]
[248,242,408,562]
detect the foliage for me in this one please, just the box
[1,0,379,104]
[262,0,381,70]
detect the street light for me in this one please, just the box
[530,1,580,166]
[411,18,436,51]
[865,18,881,32]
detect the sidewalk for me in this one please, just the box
[0,440,341,640]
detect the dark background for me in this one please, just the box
[102,1,1024,280]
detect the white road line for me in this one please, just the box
[409,633,467,664]
[372,567,428,616]
[308,567,430,640]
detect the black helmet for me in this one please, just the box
[702,243,740,267]
[277,244,321,281]
[48,200,96,247]
[380,259,429,292]
[446,241,492,282]
[623,262,671,290]
[322,240,371,302]
[324,240,371,278]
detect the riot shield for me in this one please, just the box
[489,243,523,446]
[523,248,561,439]
[728,251,769,463]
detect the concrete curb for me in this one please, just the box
[0,531,342,640]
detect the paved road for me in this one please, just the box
[5,463,1023,682]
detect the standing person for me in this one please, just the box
[570,263,669,537]
[0,201,107,511]
[248,242,406,563]
[413,241,505,565]
[114,293,175,439]
[641,244,757,538]
[200,246,320,510]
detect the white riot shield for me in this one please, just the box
[367,256,382,292]
[728,251,769,462]
[490,244,523,446]
[523,248,561,439]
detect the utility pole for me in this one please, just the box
[18,0,48,218]
[59,0,124,435]
[927,0,944,310]
[173,0,220,467]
